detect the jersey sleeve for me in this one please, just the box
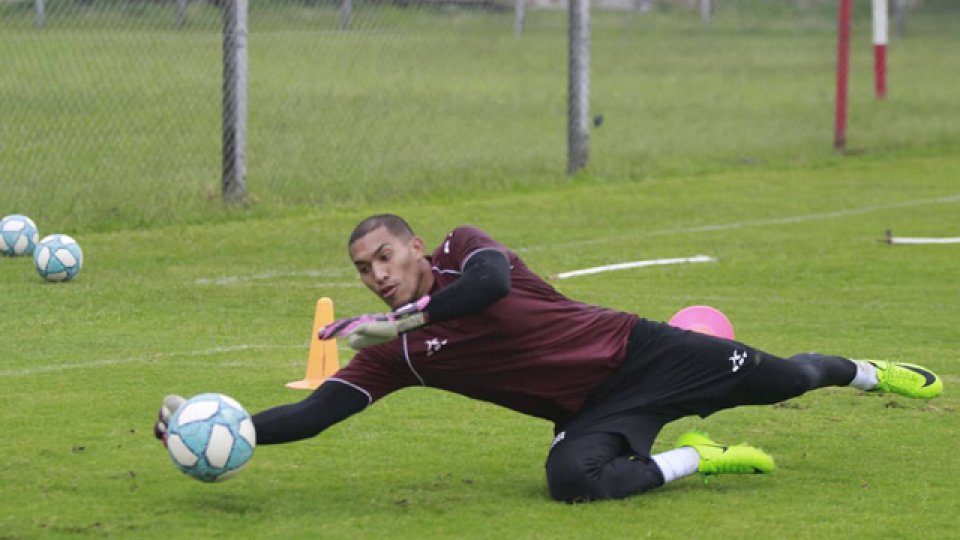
[438,226,510,271]
[330,344,420,404]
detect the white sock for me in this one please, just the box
[651,447,700,484]
[849,360,879,390]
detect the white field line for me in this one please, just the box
[0,344,304,378]
[887,236,960,245]
[194,281,360,290]
[516,193,960,253]
[551,255,716,280]
[195,270,355,286]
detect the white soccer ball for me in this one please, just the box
[0,214,40,257]
[33,234,83,282]
[165,393,256,483]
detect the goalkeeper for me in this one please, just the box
[155,214,943,502]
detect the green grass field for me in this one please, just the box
[3,2,960,539]
[3,154,959,538]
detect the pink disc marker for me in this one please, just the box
[668,305,735,339]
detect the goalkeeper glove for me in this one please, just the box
[318,296,430,350]
[153,394,186,447]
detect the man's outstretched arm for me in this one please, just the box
[155,381,369,447]
[251,381,369,444]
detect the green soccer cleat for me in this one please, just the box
[675,430,775,477]
[868,361,942,399]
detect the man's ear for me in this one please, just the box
[411,236,425,257]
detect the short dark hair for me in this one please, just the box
[348,214,415,247]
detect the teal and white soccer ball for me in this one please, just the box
[165,393,256,483]
[0,214,40,256]
[33,234,83,282]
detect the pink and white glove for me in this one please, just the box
[318,296,430,350]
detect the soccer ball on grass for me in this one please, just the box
[0,214,40,256]
[34,234,83,282]
[165,393,256,483]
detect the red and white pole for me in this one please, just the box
[834,0,852,151]
[873,0,889,99]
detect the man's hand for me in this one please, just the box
[345,319,403,350]
[317,313,395,342]
[153,394,186,447]
[318,296,430,351]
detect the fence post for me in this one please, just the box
[341,0,352,30]
[567,0,590,174]
[893,0,906,37]
[700,0,711,25]
[35,0,44,27]
[222,0,248,204]
[514,0,525,35]
[177,0,187,28]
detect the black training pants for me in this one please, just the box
[545,352,856,502]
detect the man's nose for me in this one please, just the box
[373,263,389,282]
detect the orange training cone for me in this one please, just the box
[286,297,340,390]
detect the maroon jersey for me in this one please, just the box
[331,227,639,424]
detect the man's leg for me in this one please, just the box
[545,431,668,503]
[544,416,774,502]
[722,353,856,406]
[722,352,941,406]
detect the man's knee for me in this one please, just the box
[782,359,822,395]
[545,448,600,502]
[545,435,662,502]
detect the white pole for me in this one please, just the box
[35,0,44,27]
[888,237,960,245]
[872,0,888,98]
[885,229,960,244]
[700,0,711,25]
[872,0,889,44]
[551,255,716,280]
[222,0,248,204]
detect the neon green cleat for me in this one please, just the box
[675,430,775,476]
[868,361,942,399]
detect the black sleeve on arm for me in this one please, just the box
[252,380,368,445]
[424,248,511,324]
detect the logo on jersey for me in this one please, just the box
[425,337,449,357]
[443,232,453,254]
[729,350,747,373]
[551,431,566,449]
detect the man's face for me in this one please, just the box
[349,226,426,310]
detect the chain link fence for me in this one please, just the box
[2,0,569,231]
[1,0,956,231]
[2,0,225,230]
